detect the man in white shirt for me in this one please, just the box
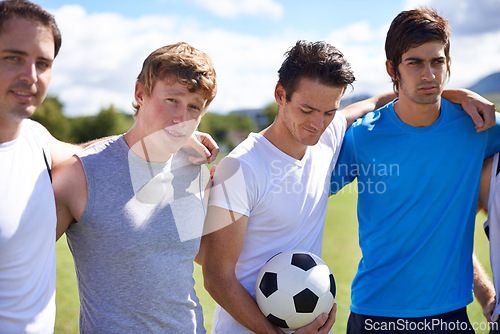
[200,39,498,334]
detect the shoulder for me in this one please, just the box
[53,155,86,187]
[23,118,49,133]
[77,135,122,160]
[52,155,87,206]
[228,133,263,156]
[21,119,51,146]
[21,120,82,167]
[214,137,266,187]
[322,112,348,139]
[223,134,268,168]
[351,102,392,131]
[347,110,382,137]
[19,120,55,165]
[440,98,470,118]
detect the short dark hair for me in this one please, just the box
[278,40,355,101]
[0,0,62,57]
[385,7,451,92]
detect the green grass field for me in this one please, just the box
[55,181,494,333]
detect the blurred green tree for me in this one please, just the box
[30,95,74,142]
[71,105,134,143]
[198,111,256,151]
[263,102,278,128]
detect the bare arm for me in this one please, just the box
[473,253,496,322]
[442,88,497,132]
[340,89,496,131]
[194,166,213,265]
[340,92,395,128]
[200,206,280,333]
[199,206,335,334]
[479,156,494,212]
[48,133,116,167]
[53,156,88,240]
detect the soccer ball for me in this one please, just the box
[255,250,336,330]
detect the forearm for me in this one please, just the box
[341,92,395,128]
[441,88,473,104]
[203,271,279,334]
[473,253,496,321]
[441,88,497,132]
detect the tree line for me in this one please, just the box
[31,96,279,152]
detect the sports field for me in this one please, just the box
[55,181,493,333]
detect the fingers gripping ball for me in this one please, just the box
[255,250,336,330]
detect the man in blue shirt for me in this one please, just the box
[331,7,500,333]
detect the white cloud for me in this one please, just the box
[49,5,286,116]
[46,3,500,117]
[395,0,500,89]
[448,30,500,88]
[327,21,379,45]
[325,22,393,97]
[405,0,500,35]
[190,0,284,20]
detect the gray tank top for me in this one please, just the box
[66,135,208,333]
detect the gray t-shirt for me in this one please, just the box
[66,135,209,333]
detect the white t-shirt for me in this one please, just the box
[0,120,56,333]
[486,152,500,321]
[208,113,347,333]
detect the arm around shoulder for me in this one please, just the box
[53,155,88,240]
[442,88,497,132]
[340,92,395,128]
[48,134,82,167]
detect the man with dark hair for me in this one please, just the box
[200,34,496,332]
[0,1,72,332]
[331,7,500,333]
[199,40,395,333]
[0,1,218,332]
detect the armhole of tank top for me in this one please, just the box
[496,153,500,176]
[42,149,52,183]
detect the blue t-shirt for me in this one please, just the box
[330,98,500,317]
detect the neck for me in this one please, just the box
[0,119,22,143]
[261,121,307,160]
[124,128,173,163]
[393,97,441,127]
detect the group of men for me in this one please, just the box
[1,1,499,334]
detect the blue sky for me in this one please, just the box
[34,0,500,116]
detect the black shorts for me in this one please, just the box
[347,308,475,334]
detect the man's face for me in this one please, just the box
[0,18,54,123]
[277,77,344,148]
[134,78,207,158]
[394,41,448,106]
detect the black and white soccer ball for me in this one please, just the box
[255,250,336,330]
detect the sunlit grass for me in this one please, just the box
[55,181,493,333]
